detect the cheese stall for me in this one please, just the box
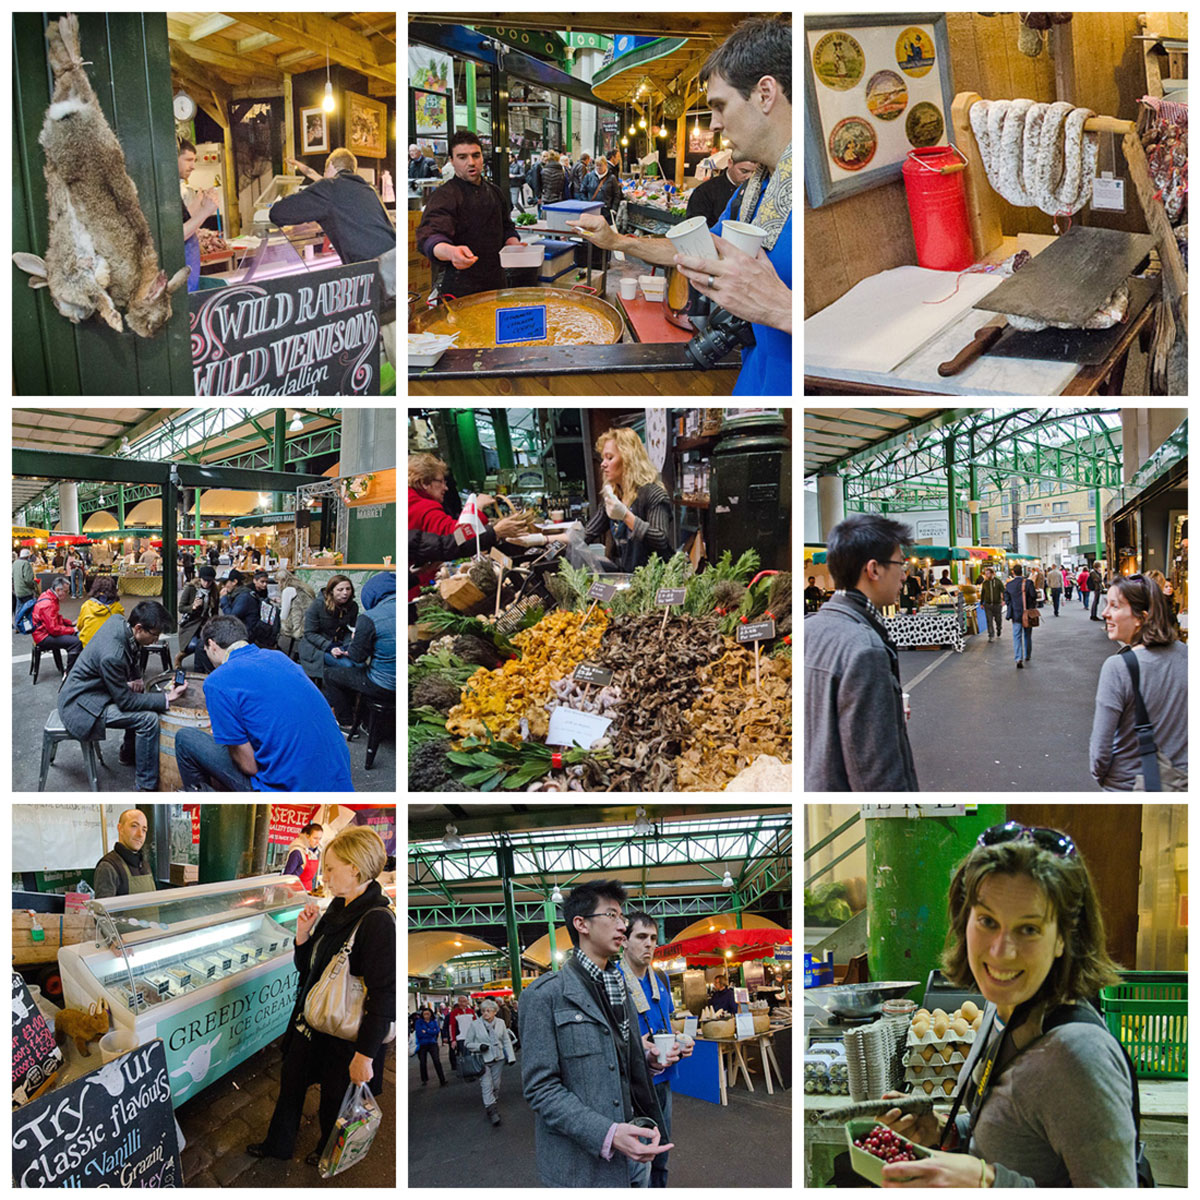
[803,11,1187,397]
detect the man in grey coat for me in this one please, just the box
[57,601,186,791]
[804,514,919,790]
[520,879,674,1187]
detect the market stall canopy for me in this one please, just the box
[124,499,163,526]
[523,927,575,969]
[83,512,120,532]
[655,927,791,966]
[189,490,262,517]
[409,930,499,975]
[47,534,92,544]
[166,13,397,97]
[668,912,784,942]
[12,527,51,539]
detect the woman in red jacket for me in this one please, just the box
[31,575,85,674]
[408,453,523,598]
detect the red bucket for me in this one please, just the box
[902,146,973,272]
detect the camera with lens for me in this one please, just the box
[685,293,756,370]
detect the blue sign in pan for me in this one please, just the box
[496,304,548,344]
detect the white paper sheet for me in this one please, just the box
[804,266,1006,373]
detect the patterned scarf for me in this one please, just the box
[738,141,792,251]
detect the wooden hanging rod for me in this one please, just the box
[1083,115,1137,135]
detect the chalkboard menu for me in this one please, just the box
[12,973,62,1105]
[13,1038,182,1187]
[190,260,381,396]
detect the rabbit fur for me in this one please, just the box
[13,13,189,337]
[53,1000,111,1057]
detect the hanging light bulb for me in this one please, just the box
[721,870,734,888]
[289,411,304,432]
[638,117,647,130]
[628,123,636,135]
[633,807,652,835]
[323,45,334,112]
[620,135,628,146]
[443,823,464,850]
[551,883,563,903]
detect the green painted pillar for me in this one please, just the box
[162,471,178,617]
[273,407,286,512]
[1094,488,1104,561]
[969,462,980,547]
[866,806,1006,1000]
[117,484,126,528]
[466,62,476,132]
[546,896,559,972]
[490,408,516,470]
[498,842,523,997]
[945,436,958,552]
[198,804,255,883]
[454,409,487,489]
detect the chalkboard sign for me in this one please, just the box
[495,305,548,345]
[574,663,614,686]
[737,618,777,643]
[13,1038,182,1187]
[656,587,686,606]
[12,973,62,1105]
[587,581,617,603]
[190,260,381,396]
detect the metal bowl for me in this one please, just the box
[805,981,921,1019]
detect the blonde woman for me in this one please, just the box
[550,428,672,572]
[248,826,395,1165]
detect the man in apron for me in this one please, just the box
[93,809,155,897]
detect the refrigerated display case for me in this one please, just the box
[57,875,315,1103]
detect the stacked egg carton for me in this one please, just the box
[845,1017,907,1101]
[804,1042,849,1095]
[903,1001,983,1098]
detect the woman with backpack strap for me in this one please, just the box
[878,824,1143,1186]
[1090,573,1187,790]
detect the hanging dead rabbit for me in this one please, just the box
[12,13,188,337]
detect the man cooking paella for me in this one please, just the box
[416,129,523,297]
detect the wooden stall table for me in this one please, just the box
[617,292,693,344]
[710,1030,784,1105]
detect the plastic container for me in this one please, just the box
[543,199,603,231]
[844,1119,954,1185]
[499,243,546,269]
[639,274,666,301]
[536,238,577,282]
[1099,972,1187,1078]
[901,146,974,272]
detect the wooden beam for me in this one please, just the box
[222,12,395,86]
[173,38,284,82]
[187,14,236,41]
[236,31,281,55]
[170,51,234,105]
[409,12,742,38]
[284,74,295,164]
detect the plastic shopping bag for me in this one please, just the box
[317,1082,382,1179]
[459,494,487,557]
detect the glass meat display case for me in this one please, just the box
[57,875,316,1103]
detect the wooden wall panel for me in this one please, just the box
[805,12,1148,316]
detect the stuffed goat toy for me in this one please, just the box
[12,14,189,337]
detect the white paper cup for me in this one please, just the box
[619,276,638,300]
[721,219,767,257]
[99,1030,138,1063]
[902,692,911,721]
[665,215,719,262]
[653,1033,677,1063]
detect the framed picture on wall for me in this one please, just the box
[804,12,953,207]
[346,90,388,158]
[300,105,329,154]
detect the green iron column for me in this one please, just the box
[162,470,178,616]
[866,806,1006,1000]
[273,407,287,513]
[466,61,477,131]
[545,896,560,972]
[945,435,958,552]
[454,409,487,489]
[490,409,516,471]
[498,840,523,998]
[198,804,255,882]
[117,484,126,529]
[1094,488,1104,562]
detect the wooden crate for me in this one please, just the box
[12,911,91,965]
[170,863,199,886]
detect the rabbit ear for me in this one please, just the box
[12,252,47,280]
[98,296,124,333]
[145,271,168,302]
[167,266,190,295]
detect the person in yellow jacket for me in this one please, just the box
[76,576,125,646]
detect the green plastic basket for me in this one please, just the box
[1098,971,1187,1079]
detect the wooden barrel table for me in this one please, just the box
[147,672,211,792]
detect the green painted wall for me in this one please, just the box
[13,13,193,394]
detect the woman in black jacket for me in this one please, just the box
[539,151,566,205]
[299,574,359,682]
[248,826,395,1165]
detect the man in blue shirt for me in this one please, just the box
[568,17,792,395]
[620,910,694,1188]
[173,615,353,791]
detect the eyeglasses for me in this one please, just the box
[878,559,908,569]
[977,821,1076,858]
[584,910,626,923]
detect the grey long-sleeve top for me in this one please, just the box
[581,481,672,573]
[966,1021,1136,1186]
[1089,640,1188,789]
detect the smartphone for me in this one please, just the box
[174,669,187,687]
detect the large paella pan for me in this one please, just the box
[410,286,626,349]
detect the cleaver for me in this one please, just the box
[938,315,1007,376]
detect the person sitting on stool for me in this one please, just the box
[32,575,85,675]
[174,615,352,792]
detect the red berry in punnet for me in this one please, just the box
[855,1124,919,1163]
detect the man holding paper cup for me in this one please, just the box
[567,17,793,395]
[621,909,693,1188]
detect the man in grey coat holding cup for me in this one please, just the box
[520,880,675,1186]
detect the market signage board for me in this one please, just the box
[587,581,617,603]
[12,973,62,1105]
[737,618,776,642]
[159,959,299,1102]
[13,1037,181,1187]
[268,805,322,845]
[490,547,514,570]
[656,588,686,606]
[573,663,613,686]
[546,706,612,749]
[495,305,547,345]
[191,261,381,396]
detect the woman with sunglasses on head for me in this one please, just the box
[878,823,1139,1188]
[1089,572,1187,790]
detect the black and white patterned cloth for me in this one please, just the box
[573,948,630,1045]
[884,611,965,653]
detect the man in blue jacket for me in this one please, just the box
[804,514,919,790]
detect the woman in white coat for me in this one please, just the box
[463,998,517,1127]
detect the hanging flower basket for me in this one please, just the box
[339,473,376,504]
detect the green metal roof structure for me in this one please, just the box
[409,805,792,997]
